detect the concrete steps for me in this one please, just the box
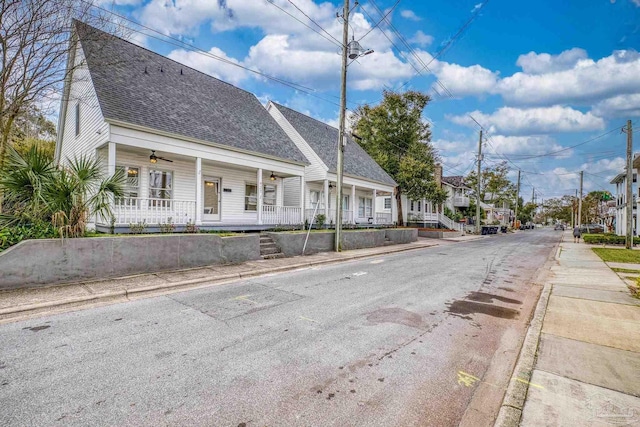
[260,234,285,259]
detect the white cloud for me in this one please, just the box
[409,30,433,47]
[516,48,588,74]
[633,0,640,6]
[484,135,566,156]
[592,93,640,118]
[400,10,421,21]
[245,34,412,90]
[497,49,640,106]
[167,47,248,85]
[448,106,605,135]
[96,0,142,5]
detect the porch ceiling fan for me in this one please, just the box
[149,150,173,163]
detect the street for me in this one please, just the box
[0,230,560,426]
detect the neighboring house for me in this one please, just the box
[610,156,639,236]
[402,165,465,231]
[441,175,471,214]
[266,102,397,225]
[56,21,310,232]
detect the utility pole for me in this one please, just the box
[334,0,350,252]
[574,189,578,229]
[514,169,520,228]
[624,120,633,249]
[579,171,583,229]
[476,129,483,233]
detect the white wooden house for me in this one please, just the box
[56,21,309,232]
[610,155,640,236]
[402,169,467,231]
[267,102,397,225]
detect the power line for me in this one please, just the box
[357,0,402,42]
[276,0,343,47]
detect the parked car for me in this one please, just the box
[580,223,604,234]
[554,224,565,230]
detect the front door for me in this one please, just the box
[203,177,221,221]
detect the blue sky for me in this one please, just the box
[92,0,640,202]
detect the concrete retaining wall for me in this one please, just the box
[0,234,260,290]
[269,228,416,255]
[418,230,463,238]
[385,228,418,244]
[342,230,386,250]
[267,231,334,256]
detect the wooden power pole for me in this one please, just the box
[625,120,633,249]
[476,129,483,233]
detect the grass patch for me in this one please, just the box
[592,248,640,263]
[611,267,640,274]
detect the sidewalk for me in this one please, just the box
[0,236,484,324]
[497,231,640,426]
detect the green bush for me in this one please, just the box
[583,233,640,245]
[0,222,57,252]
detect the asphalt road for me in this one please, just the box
[0,229,560,427]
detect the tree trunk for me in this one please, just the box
[395,187,404,226]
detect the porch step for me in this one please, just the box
[259,233,285,259]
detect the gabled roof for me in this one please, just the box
[73,21,307,164]
[610,173,625,184]
[270,103,396,186]
[442,175,469,189]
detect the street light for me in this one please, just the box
[335,1,374,252]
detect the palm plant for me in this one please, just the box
[0,146,125,237]
[0,145,56,226]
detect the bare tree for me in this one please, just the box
[0,0,127,167]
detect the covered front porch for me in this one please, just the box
[304,177,395,226]
[97,126,308,232]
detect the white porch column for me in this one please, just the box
[372,189,377,224]
[107,142,116,176]
[257,168,263,224]
[299,176,305,223]
[351,185,356,223]
[390,191,396,224]
[324,179,329,219]
[195,157,203,225]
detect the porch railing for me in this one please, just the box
[453,196,470,207]
[376,212,393,224]
[305,209,353,225]
[112,198,196,225]
[438,213,463,232]
[262,205,303,225]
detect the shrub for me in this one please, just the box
[583,233,640,245]
[315,213,326,228]
[0,222,57,252]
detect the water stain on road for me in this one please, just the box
[446,301,519,319]
[366,308,424,329]
[466,292,521,305]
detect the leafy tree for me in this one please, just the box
[518,202,537,223]
[0,146,125,237]
[466,161,516,207]
[353,90,442,225]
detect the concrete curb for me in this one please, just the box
[494,280,553,426]
[0,241,441,322]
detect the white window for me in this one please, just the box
[384,197,391,209]
[343,195,350,211]
[359,197,372,217]
[264,184,276,206]
[245,184,276,211]
[410,200,415,211]
[310,190,322,209]
[149,169,172,200]
[116,165,140,201]
[417,200,422,212]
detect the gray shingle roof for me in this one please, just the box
[74,21,307,164]
[442,175,468,188]
[272,103,396,186]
